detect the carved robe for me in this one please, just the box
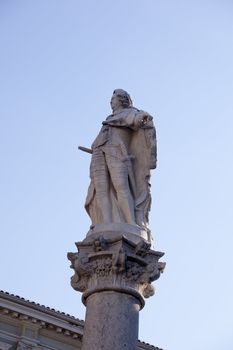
[85,106,157,228]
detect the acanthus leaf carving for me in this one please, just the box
[92,257,112,277]
[68,235,165,298]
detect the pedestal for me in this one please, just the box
[68,227,165,350]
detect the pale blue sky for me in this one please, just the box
[0,1,233,349]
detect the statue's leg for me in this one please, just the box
[106,154,135,224]
[91,149,112,223]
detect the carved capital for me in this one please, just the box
[68,232,165,308]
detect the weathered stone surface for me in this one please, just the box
[68,230,165,350]
[86,222,154,246]
[68,226,165,350]
[72,89,165,350]
[68,232,165,305]
[81,292,140,350]
[83,89,157,232]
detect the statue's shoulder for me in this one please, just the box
[128,106,140,113]
[105,108,134,120]
[106,114,113,120]
[118,107,140,114]
[120,107,140,117]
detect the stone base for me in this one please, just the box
[86,222,154,247]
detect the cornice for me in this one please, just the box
[0,291,83,341]
[138,341,163,350]
[0,291,84,326]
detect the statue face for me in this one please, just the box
[110,93,122,111]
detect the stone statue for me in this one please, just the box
[69,90,164,350]
[84,89,157,231]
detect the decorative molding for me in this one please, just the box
[0,341,12,350]
[68,232,165,308]
[0,292,83,327]
[0,306,82,341]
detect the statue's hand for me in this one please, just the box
[136,111,153,127]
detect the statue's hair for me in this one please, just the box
[113,89,133,107]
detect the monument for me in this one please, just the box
[68,89,165,350]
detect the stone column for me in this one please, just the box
[68,227,165,350]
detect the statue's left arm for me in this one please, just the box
[103,109,153,130]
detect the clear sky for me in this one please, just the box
[0,1,233,349]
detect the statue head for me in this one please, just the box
[110,89,133,111]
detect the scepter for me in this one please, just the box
[78,146,92,154]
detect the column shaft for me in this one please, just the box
[81,291,140,350]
